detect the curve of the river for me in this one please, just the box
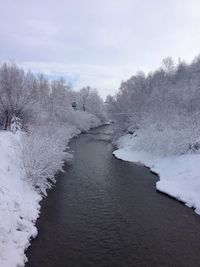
[25,125,200,267]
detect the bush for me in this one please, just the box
[19,124,74,195]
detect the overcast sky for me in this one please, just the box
[1,0,200,98]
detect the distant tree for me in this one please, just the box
[77,86,107,122]
[50,79,72,123]
[162,57,176,74]
[77,86,91,111]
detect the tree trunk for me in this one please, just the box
[4,110,12,130]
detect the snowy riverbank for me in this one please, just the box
[0,131,41,267]
[113,134,200,215]
[0,116,102,267]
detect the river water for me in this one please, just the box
[26,125,200,267]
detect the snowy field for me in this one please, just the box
[113,134,200,215]
[0,116,102,267]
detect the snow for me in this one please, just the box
[0,131,41,267]
[0,115,102,267]
[113,134,200,215]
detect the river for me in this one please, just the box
[25,125,200,267]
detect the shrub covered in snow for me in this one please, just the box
[68,110,101,131]
[19,125,74,195]
[19,111,101,196]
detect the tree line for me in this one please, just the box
[107,56,200,155]
[0,62,107,193]
[0,62,106,131]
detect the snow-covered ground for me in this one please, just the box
[0,115,102,267]
[0,131,41,267]
[113,134,200,215]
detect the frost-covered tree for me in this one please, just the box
[0,61,106,193]
[0,63,36,129]
[108,54,200,155]
[50,79,72,123]
[76,86,107,122]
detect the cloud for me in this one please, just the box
[1,0,200,97]
[19,61,137,99]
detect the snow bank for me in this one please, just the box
[0,114,102,267]
[0,131,41,267]
[113,134,200,215]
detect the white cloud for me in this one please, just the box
[19,61,138,99]
[1,0,200,97]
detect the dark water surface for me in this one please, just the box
[26,125,200,267]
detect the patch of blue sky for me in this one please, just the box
[39,73,80,87]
